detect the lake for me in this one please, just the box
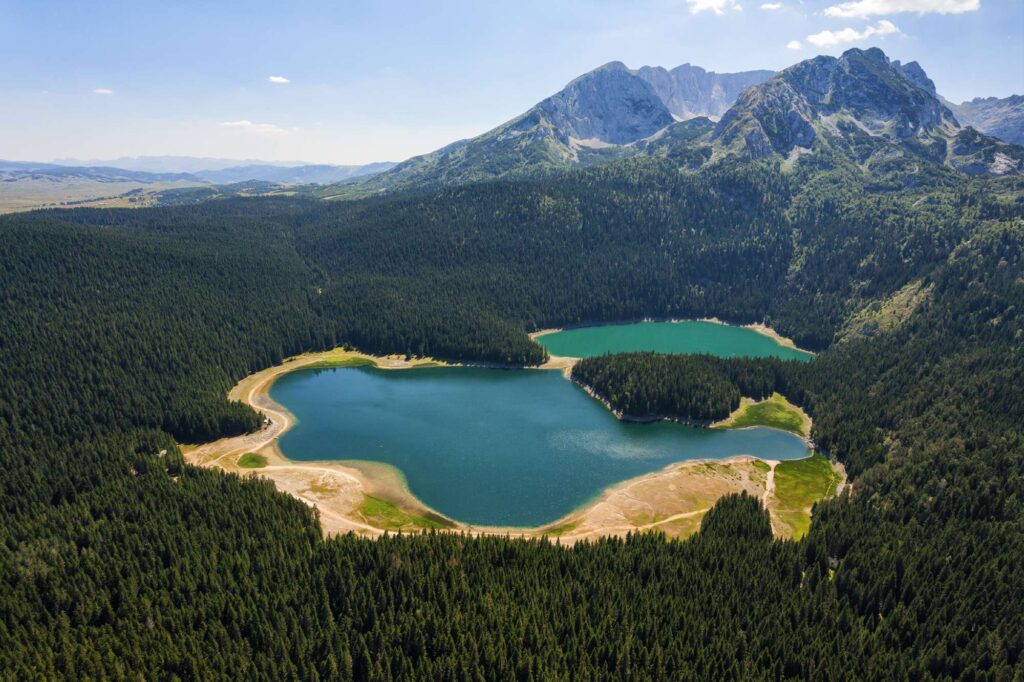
[271,365,810,527]
[537,320,812,360]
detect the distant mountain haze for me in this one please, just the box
[635,64,775,121]
[0,158,397,212]
[50,156,397,183]
[193,162,397,185]
[0,160,199,182]
[50,156,305,174]
[943,95,1024,147]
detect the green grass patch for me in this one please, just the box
[724,393,806,436]
[304,356,375,369]
[544,520,580,536]
[776,509,813,540]
[751,460,771,473]
[359,496,447,531]
[237,453,267,468]
[773,453,843,538]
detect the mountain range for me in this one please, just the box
[50,156,396,184]
[342,62,775,194]
[336,48,1021,197]
[712,48,1021,177]
[6,49,1022,211]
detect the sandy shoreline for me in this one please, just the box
[184,324,827,542]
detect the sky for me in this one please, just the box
[1,0,1021,165]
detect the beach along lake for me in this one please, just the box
[271,365,809,527]
[536,320,812,360]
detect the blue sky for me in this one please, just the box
[1,0,1021,164]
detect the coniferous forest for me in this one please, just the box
[1,157,1022,679]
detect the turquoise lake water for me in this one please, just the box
[271,365,810,527]
[537,320,812,360]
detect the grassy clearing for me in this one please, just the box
[303,356,376,370]
[654,514,704,538]
[840,279,933,342]
[543,520,581,536]
[772,453,843,538]
[752,460,771,473]
[358,496,448,531]
[720,393,808,437]
[237,453,267,468]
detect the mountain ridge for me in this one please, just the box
[333,48,1020,198]
[340,60,775,196]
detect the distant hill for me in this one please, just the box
[194,162,396,185]
[0,161,207,212]
[51,155,304,174]
[944,95,1024,147]
[0,158,395,212]
[52,156,396,184]
[1,160,199,183]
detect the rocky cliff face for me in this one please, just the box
[528,62,675,145]
[348,59,765,192]
[636,64,774,120]
[714,48,957,159]
[333,49,1020,197]
[711,47,1020,176]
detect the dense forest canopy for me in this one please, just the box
[1,156,1022,679]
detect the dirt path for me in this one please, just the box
[762,461,777,508]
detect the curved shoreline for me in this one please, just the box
[184,332,833,542]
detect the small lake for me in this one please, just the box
[271,365,809,527]
[537,320,812,360]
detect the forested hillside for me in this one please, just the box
[1,153,1022,679]
[572,353,787,421]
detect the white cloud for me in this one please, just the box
[787,39,803,49]
[92,88,113,95]
[267,75,290,84]
[686,0,743,14]
[806,19,901,47]
[824,0,978,18]
[761,2,783,9]
[219,120,290,136]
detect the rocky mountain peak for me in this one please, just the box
[532,62,674,145]
[714,47,957,159]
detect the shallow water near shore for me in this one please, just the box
[537,320,812,360]
[271,365,809,526]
